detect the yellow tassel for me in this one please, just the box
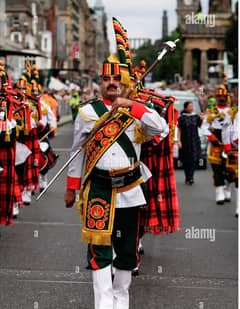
[42,107,48,115]
[24,123,29,135]
[4,131,10,142]
[76,188,84,217]
[170,124,176,144]
[120,70,130,86]
[134,123,147,143]
[81,231,112,246]
[31,110,38,122]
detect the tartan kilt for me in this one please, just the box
[140,135,181,234]
[14,171,23,206]
[23,128,40,191]
[0,137,16,226]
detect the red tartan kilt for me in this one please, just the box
[39,152,48,173]
[23,128,40,190]
[0,142,16,225]
[14,172,23,205]
[140,135,181,234]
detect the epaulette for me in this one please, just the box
[228,106,238,120]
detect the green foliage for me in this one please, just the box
[224,5,238,77]
[132,30,183,83]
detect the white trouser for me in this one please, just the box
[92,266,132,309]
[113,269,132,309]
[39,174,48,189]
[13,203,19,217]
[22,190,31,204]
[92,265,114,309]
[235,188,239,215]
[216,186,225,203]
[224,182,232,201]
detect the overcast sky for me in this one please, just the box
[87,0,238,52]
[87,0,178,51]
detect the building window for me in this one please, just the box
[12,16,20,27]
[44,37,48,49]
[10,32,22,43]
[58,0,68,10]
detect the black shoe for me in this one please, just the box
[185,180,193,185]
[132,268,139,277]
[224,198,231,202]
[216,200,224,205]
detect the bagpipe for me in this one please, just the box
[39,140,59,175]
[38,124,59,176]
[132,88,178,144]
[0,63,58,176]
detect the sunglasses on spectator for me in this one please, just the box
[102,75,121,82]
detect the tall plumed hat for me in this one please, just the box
[99,17,134,88]
[112,17,132,73]
[31,64,42,93]
[215,84,232,104]
[100,53,131,87]
[216,84,228,96]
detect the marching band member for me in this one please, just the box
[0,61,18,225]
[221,101,238,216]
[38,94,58,191]
[201,84,234,205]
[15,74,41,206]
[64,56,169,309]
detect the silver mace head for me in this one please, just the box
[157,38,180,60]
[163,39,180,51]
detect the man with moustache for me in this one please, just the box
[64,58,169,309]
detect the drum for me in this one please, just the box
[208,144,223,165]
[39,141,59,175]
[226,150,238,178]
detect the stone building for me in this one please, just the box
[4,0,109,81]
[4,0,47,80]
[177,0,232,83]
[90,0,109,69]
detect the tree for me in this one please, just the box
[132,29,183,83]
[224,2,238,77]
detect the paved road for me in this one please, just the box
[0,122,237,309]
